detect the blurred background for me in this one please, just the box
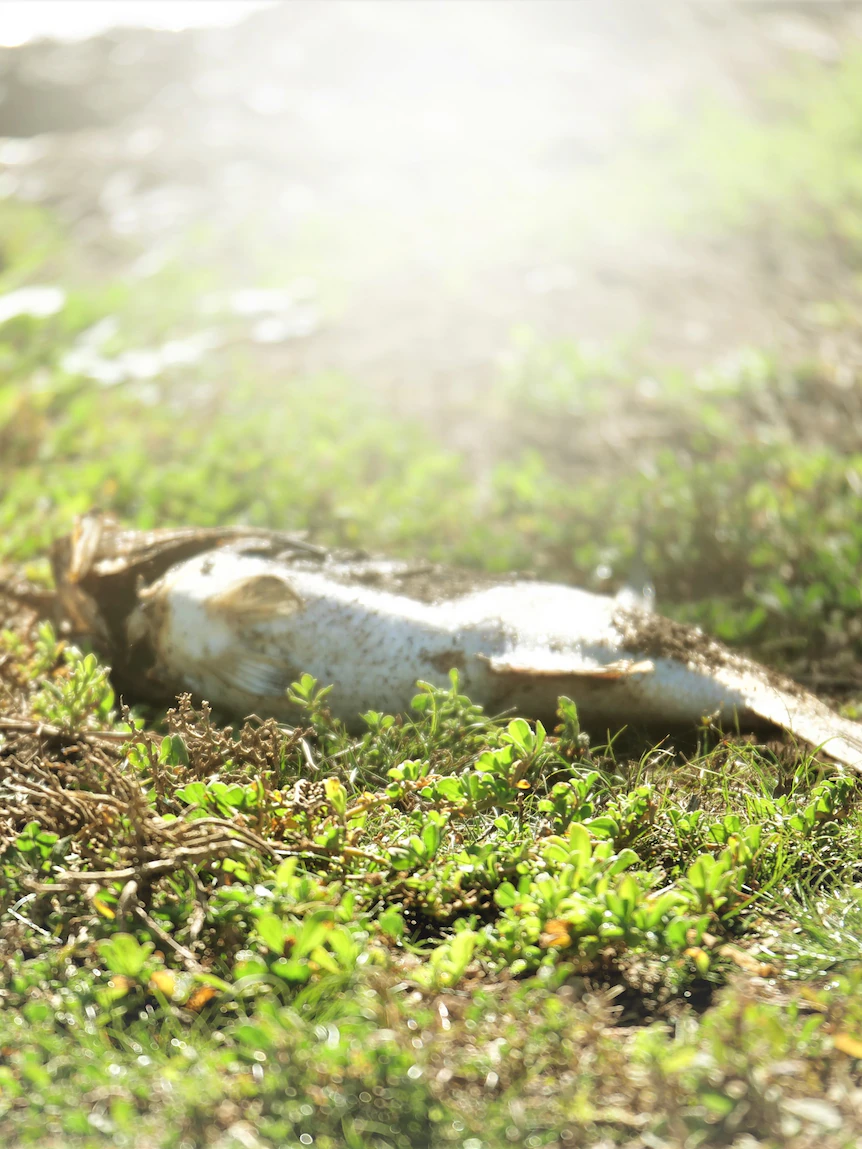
[3,0,862,690]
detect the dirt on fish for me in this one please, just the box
[294,556,522,604]
[53,516,521,625]
[615,606,809,699]
[615,608,734,669]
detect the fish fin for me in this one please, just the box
[715,663,862,773]
[208,651,295,699]
[207,574,303,626]
[615,584,656,614]
[616,514,655,613]
[68,511,106,582]
[483,652,654,679]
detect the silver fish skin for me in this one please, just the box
[125,547,862,771]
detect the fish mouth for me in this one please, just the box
[51,514,321,645]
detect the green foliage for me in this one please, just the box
[6,530,862,1146]
[29,624,115,728]
[97,933,155,980]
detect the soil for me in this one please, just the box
[2,0,862,422]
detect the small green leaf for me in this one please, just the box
[378,909,405,940]
[159,734,189,767]
[97,933,154,980]
[256,913,289,956]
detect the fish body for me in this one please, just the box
[55,517,862,770]
[129,548,795,731]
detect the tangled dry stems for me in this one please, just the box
[0,586,299,906]
[0,721,280,885]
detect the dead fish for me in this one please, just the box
[54,515,862,770]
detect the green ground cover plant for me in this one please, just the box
[2,625,862,1148]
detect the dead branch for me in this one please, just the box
[133,905,203,972]
[0,715,132,749]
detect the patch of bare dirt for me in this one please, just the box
[2,0,862,412]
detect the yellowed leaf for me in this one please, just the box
[108,975,135,994]
[93,896,115,920]
[539,919,572,949]
[834,1032,862,1058]
[185,985,219,1012]
[148,970,176,997]
[684,947,710,975]
[718,944,775,977]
